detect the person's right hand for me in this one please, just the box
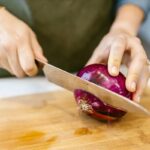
[0,7,47,77]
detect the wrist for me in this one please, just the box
[110,4,144,36]
[110,22,135,36]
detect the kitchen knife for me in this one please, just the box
[36,59,150,116]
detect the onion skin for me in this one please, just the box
[74,64,133,121]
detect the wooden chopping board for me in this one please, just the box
[0,90,150,150]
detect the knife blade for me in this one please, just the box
[36,59,150,116]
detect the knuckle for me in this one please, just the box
[19,25,29,36]
[134,37,141,44]
[14,33,24,43]
[1,42,12,51]
[112,35,125,44]
[112,42,124,50]
[117,35,126,42]
[130,37,141,44]
[112,37,126,49]
[0,39,16,53]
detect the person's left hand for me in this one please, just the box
[87,30,150,102]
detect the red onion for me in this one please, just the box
[74,64,133,121]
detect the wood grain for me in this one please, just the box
[0,90,150,150]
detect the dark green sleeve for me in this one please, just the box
[0,0,32,25]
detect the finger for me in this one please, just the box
[6,47,25,78]
[108,39,126,76]
[30,31,48,62]
[86,39,110,65]
[126,55,146,93]
[126,39,147,92]
[18,38,38,76]
[132,66,149,102]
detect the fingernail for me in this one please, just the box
[111,66,118,75]
[130,82,136,91]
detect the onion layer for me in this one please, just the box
[74,64,133,121]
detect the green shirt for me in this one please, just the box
[0,0,114,77]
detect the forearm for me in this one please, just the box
[110,4,144,36]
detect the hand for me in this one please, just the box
[87,29,150,102]
[0,8,47,77]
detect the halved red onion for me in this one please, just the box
[74,64,133,121]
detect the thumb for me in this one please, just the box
[35,49,48,63]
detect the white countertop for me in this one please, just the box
[0,77,62,98]
[0,65,128,99]
[0,75,149,99]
